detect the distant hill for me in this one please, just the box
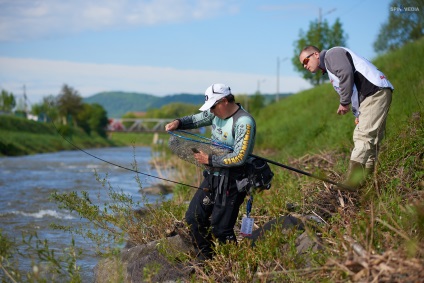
[83,91,204,118]
[83,91,292,118]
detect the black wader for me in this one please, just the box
[185,169,246,260]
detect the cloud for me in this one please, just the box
[0,57,311,104]
[0,0,238,41]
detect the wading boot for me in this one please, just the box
[342,161,366,192]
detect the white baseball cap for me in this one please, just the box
[199,83,232,111]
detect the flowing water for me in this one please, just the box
[0,146,173,282]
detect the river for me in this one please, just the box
[0,146,173,282]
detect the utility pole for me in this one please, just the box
[276,57,288,102]
[23,84,28,115]
[277,58,279,102]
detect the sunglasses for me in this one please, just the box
[211,98,224,110]
[302,52,315,66]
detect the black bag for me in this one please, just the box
[236,157,274,194]
[247,157,274,191]
[229,112,274,193]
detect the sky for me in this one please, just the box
[0,0,394,105]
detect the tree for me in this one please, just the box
[76,103,109,137]
[75,104,92,135]
[57,84,83,125]
[31,95,60,122]
[374,0,423,53]
[292,18,348,86]
[88,103,108,137]
[0,89,16,113]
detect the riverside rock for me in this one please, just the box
[94,234,194,283]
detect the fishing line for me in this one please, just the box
[169,130,354,191]
[51,121,198,189]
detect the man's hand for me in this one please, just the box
[165,120,180,131]
[193,150,209,165]
[337,104,350,115]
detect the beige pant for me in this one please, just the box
[350,88,392,168]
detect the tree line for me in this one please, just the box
[1,84,109,138]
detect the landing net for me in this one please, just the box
[168,130,232,169]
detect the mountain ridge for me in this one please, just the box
[83,91,205,118]
[83,91,291,118]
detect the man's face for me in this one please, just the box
[299,51,319,73]
[210,98,226,118]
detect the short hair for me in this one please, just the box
[225,94,235,103]
[300,45,320,55]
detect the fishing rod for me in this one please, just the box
[170,130,354,191]
[51,121,199,189]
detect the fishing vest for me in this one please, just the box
[325,47,394,117]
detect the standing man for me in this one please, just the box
[165,83,256,260]
[299,46,393,190]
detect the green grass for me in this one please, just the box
[255,83,353,159]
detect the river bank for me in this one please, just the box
[0,115,120,156]
[0,115,170,157]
